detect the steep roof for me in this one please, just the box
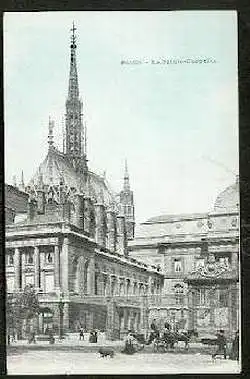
[29,147,117,206]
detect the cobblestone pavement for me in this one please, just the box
[7,350,240,375]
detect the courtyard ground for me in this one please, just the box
[7,349,240,375]
[7,345,240,375]
[6,332,240,374]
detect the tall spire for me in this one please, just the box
[119,159,135,239]
[65,22,87,175]
[68,21,79,100]
[123,159,130,192]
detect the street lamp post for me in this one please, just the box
[58,291,64,340]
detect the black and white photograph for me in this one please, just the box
[4,11,240,374]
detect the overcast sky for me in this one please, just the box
[4,11,238,223]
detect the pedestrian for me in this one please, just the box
[146,319,159,345]
[79,326,84,341]
[212,329,227,360]
[230,330,239,360]
[49,329,55,344]
[121,330,136,355]
[164,321,171,330]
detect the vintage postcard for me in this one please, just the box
[4,11,240,374]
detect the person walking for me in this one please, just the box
[121,331,136,354]
[146,319,159,345]
[230,330,239,360]
[212,330,227,360]
[28,330,36,344]
[79,327,84,341]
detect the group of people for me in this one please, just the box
[121,330,144,355]
[146,319,178,347]
[146,319,239,361]
[79,327,99,343]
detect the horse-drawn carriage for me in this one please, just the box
[152,330,198,353]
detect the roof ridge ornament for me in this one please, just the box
[19,170,25,191]
[48,116,55,148]
[123,159,130,192]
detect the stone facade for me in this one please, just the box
[129,178,239,336]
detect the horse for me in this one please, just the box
[153,336,168,353]
[152,329,198,352]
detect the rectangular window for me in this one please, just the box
[44,274,54,293]
[198,288,206,305]
[174,259,182,273]
[219,289,228,307]
[7,276,15,292]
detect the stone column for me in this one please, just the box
[125,279,130,296]
[63,302,70,332]
[106,299,119,340]
[113,276,118,296]
[14,247,21,290]
[187,287,194,330]
[97,272,104,296]
[209,286,216,327]
[120,310,125,335]
[135,311,140,332]
[73,193,84,230]
[40,251,45,292]
[54,245,60,289]
[95,202,107,247]
[21,251,26,289]
[124,308,129,330]
[87,256,95,295]
[34,246,40,290]
[83,196,91,234]
[107,209,117,252]
[116,215,127,256]
[127,309,132,330]
[61,238,69,293]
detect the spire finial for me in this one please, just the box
[71,21,77,46]
[48,117,55,148]
[68,22,79,100]
[123,159,130,191]
[19,170,25,191]
[37,167,44,191]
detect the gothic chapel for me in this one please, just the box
[5,24,163,339]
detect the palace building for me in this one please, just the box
[129,178,239,336]
[5,25,163,340]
